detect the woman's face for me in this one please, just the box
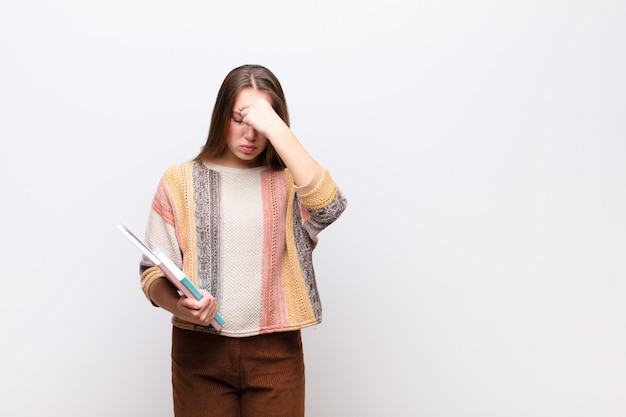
[217,87,271,168]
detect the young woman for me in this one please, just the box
[139,64,347,417]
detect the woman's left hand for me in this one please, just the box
[239,98,288,140]
[240,93,317,186]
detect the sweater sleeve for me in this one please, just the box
[293,164,347,243]
[139,170,186,304]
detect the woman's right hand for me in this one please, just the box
[149,278,219,327]
[175,289,219,327]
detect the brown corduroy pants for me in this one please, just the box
[171,326,305,417]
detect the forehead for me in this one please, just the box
[234,87,272,107]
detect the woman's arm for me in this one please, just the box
[148,277,219,327]
[241,97,318,186]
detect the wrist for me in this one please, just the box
[267,122,292,145]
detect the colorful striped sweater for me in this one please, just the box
[140,160,347,337]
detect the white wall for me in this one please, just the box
[1,1,625,416]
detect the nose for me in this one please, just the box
[243,125,256,140]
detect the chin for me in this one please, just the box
[238,154,264,166]
[239,153,258,161]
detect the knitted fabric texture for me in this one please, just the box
[140,161,347,337]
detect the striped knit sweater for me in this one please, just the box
[140,160,347,337]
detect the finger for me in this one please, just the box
[180,297,201,310]
[204,307,219,326]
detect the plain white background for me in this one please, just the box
[1,1,625,416]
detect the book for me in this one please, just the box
[116,223,225,331]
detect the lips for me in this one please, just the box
[240,145,256,153]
